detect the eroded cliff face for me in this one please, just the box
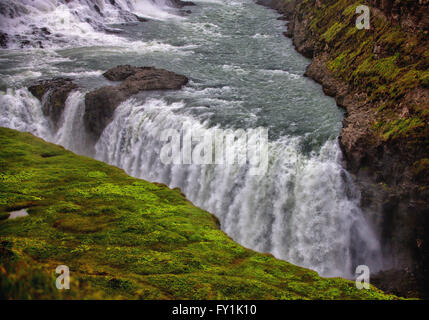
[259,0,429,298]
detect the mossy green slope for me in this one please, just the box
[0,127,395,299]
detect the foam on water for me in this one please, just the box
[0,88,53,139]
[0,0,182,49]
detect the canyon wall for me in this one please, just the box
[259,0,429,297]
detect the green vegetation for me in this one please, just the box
[374,118,425,141]
[321,22,346,43]
[0,128,396,299]
[295,0,428,143]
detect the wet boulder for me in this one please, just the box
[84,86,127,141]
[28,78,77,127]
[102,64,142,81]
[169,0,196,8]
[84,65,188,140]
[112,66,189,92]
[0,32,8,48]
[134,14,148,22]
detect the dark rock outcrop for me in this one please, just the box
[134,14,148,22]
[256,0,296,19]
[259,0,429,298]
[371,268,419,298]
[28,78,77,128]
[0,32,8,48]
[169,0,196,8]
[169,0,196,15]
[84,65,188,139]
[104,65,189,91]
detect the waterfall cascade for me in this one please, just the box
[94,98,383,278]
[0,0,386,279]
[0,90,383,278]
[0,0,181,48]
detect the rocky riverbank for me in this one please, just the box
[258,0,429,298]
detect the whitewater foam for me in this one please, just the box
[0,0,183,49]
[93,97,383,278]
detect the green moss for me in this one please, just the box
[352,55,401,87]
[342,3,360,17]
[87,171,107,179]
[295,0,428,176]
[420,70,429,88]
[379,28,406,50]
[0,127,397,300]
[321,22,346,43]
[376,118,425,141]
[307,0,427,99]
[329,51,349,73]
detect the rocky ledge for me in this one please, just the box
[170,0,196,8]
[28,78,78,128]
[27,66,188,141]
[84,65,188,140]
[258,0,429,298]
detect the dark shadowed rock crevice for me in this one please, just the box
[84,65,189,140]
[0,32,7,48]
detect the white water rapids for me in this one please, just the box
[0,0,181,48]
[0,88,383,278]
[0,0,385,278]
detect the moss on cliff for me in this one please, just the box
[286,0,428,180]
[299,1,427,117]
[0,127,396,300]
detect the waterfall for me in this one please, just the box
[0,0,181,49]
[94,97,383,278]
[54,91,91,155]
[0,88,383,277]
[0,0,385,280]
[0,88,53,139]
[0,88,89,155]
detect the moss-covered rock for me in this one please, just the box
[0,127,396,300]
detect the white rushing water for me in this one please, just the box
[0,0,385,278]
[0,89,383,278]
[0,0,181,49]
[94,98,382,277]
